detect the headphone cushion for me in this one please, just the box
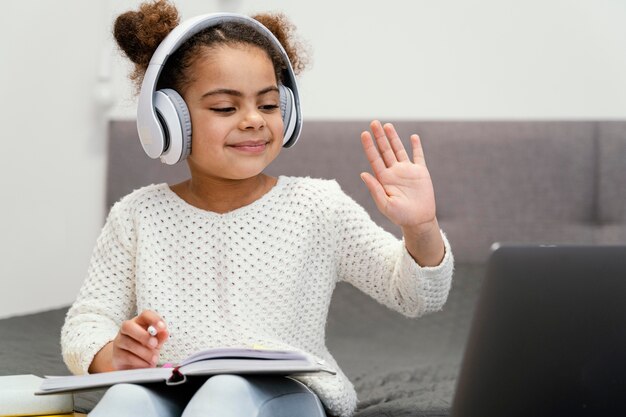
[159,88,192,161]
[279,84,297,146]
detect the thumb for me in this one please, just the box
[360,172,388,212]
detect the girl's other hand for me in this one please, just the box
[88,310,169,373]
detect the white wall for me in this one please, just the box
[1,0,625,319]
[0,1,109,319]
[111,0,626,120]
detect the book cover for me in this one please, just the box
[0,374,73,416]
[37,347,335,395]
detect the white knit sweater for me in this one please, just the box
[61,176,454,417]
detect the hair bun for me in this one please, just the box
[253,12,310,76]
[113,0,180,86]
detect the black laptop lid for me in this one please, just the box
[451,245,626,417]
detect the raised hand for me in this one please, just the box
[360,120,445,266]
[360,120,437,232]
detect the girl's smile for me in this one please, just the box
[226,140,270,154]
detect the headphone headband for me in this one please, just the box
[137,12,302,161]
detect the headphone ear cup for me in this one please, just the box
[278,84,297,147]
[153,88,192,164]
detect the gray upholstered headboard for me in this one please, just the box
[107,120,626,263]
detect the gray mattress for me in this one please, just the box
[0,264,484,416]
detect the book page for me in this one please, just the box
[38,367,172,394]
[179,347,310,366]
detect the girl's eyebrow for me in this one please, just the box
[201,86,279,99]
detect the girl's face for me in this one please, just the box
[182,44,284,181]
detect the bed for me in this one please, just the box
[2,120,624,416]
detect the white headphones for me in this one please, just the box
[136,13,303,165]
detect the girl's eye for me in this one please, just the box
[210,107,235,113]
[260,104,279,112]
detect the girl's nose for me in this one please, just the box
[240,108,266,130]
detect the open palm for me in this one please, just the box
[360,120,437,231]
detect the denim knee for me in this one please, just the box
[89,383,183,417]
[259,391,327,417]
[181,375,326,417]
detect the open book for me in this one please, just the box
[37,347,335,395]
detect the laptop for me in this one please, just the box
[450,244,626,417]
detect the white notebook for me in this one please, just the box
[0,374,73,416]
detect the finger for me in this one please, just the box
[116,333,158,362]
[155,327,169,349]
[136,310,168,343]
[383,123,410,162]
[136,310,167,330]
[360,131,387,178]
[114,349,155,370]
[120,320,159,350]
[411,134,427,166]
[114,335,158,368]
[370,120,397,167]
[360,172,389,212]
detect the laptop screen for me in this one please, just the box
[450,245,626,417]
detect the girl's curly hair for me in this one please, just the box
[113,0,310,94]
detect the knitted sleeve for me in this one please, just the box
[328,181,454,317]
[61,201,138,375]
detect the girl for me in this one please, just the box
[61,1,454,416]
